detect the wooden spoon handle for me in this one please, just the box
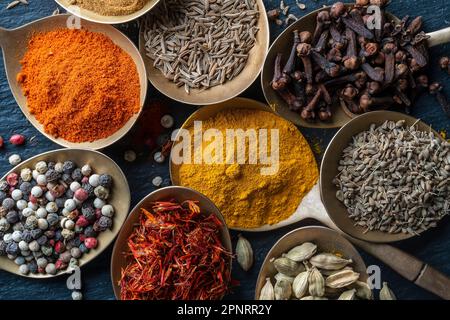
[347,236,450,300]
[427,27,450,47]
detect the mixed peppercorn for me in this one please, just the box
[0,160,115,275]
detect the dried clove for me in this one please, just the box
[361,63,384,82]
[383,43,397,84]
[282,30,301,85]
[311,51,340,77]
[267,9,280,22]
[313,11,331,46]
[301,88,322,121]
[439,56,450,75]
[429,82,450,117]
[297,43,314,84]
[342,9,374,39]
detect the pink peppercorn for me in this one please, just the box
[9,134,26,145]
[0,136,4,148]
[76,216,90,227]
[49,239,55,247]
[84,237,98,249]
[81,176,89,184]
[95,208,102,220]
[55,259,67,270]
[55,241,65,254]
[79,234,86,242]
[74,188,89,202]
[29,195,38,204]
[6,173,19,187]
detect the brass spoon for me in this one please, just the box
[110,186,232,300]
[262,4,450,129]
[55,0,161,25]
[0,14,147,150]
[255,226,369,299]
[0,148,131,278]
[139,0,270,106]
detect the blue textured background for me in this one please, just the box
[0,0,449,300]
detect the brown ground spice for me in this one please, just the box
[70,0,149,16]
[17,29,140,143]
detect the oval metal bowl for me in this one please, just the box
[55,0,161,25]
[169,97,320,232]
[0,14,147,150]
[139,0,269,105]
[255,226,369,299]
[261,5,399,129]
[110,186,233,300]
[320,111,446,243]
[0,149,131,278]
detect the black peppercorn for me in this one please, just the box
[0,191,7,204]
[30,228,43,240]
[47,162,56,171]
[65,189,75,199]
[6,242,19,256]
[55,197,67,208]
[0,240,7,256]
[62,173,73,184]
[19,181,32,195]
[54,229,62,241]
[63,161,76,174]
[37,235,48,246]
[68,237,82,248]
[94,216,112,232]
[45,169,61,183]
[21,230,33,243]
[28,261,38,274]
[82,183,95,198]
[82,206,96,221]
[44,230,55,239]
[6,211,19,224]
[0,181,9,192]
[84,225,98,238]
[99,174,113,188]
[71,168,83,182]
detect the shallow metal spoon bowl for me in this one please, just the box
[110,186,232,300]
[0,14,147,150]
[0,149,131,279]
[262,4,450,129]
[55,0,161,25]
[255,226,369,299]
[138,0,269,106]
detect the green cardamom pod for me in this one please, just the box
[300,296,328,300]
[259,278,274,300]
[379,282,396,300]
[308,267,325,297]
[236,234,253,272]
[309,253,353,270]
[273,257,304,276]
[338,289,357,300]
[274,272,295,284]
[292,270,309,299]
[274,279,292,300]
[325,269,360,288]
[285,242,317,262]
[351,281,373,300]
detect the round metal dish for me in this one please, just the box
[55,0,160,25]
[255,226,369,299]
[110,186,232,300]
[0,149,131,278]
[138,0,269,105]
[320,110,446,243]
[0,14,147,150]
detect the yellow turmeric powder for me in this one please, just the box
[173,109,319,229]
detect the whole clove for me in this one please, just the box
[270,1,431,122]
[439,56,450,75]
[429,82,450,117]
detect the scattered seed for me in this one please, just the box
[296,1,306,10]
[6,1,20,9]
[124,150,137,162]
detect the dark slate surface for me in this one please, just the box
[0,0,449,300]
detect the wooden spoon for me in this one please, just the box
[0,14,147,150]
[0,149,131,278]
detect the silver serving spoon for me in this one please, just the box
[0,14,147,150]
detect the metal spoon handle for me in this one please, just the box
[348,236,450,300]
[427,26,450,47]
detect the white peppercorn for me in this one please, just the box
[45,202,58,213]
[153,152,165,163]
[94,186,109,200]
[12,231,22,242]
[152,176,163,187]
[54,162,64,173]
[101,204,114,217]
[0,218,10,232]
[14,256,25,265]
[72,291,83,300]
[3,233,13,243]
[19,264,29,275]
[31,186,43,198]
[45,263,56,275]
[18,241,29,251]
[20,168,32,182]
[22,208,34,218]
[37,218,49,230]
[36,208,47,219]
[70,181,81,192]
[36,174,47,186]
[11,189,22,201]
[88,174,100,187]
[64,220,75,230]
[81,165,92,176]
[93,198,105,209]
[35,161,48,174]
[8,154,22,166]
[16,200,27,211]
[45,191,56,202]
[28,240,40,252]
[36,257,48,268]
[64,199,76,212]
[2,198,15,210]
